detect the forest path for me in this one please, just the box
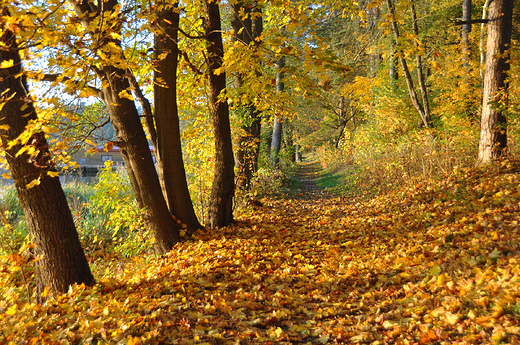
[291,159,322,198]
[288,158,335,199]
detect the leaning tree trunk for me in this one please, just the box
[231,1,262,190]
[411,1,431,125]
[389,38,398,82]
[204,0,235,228]
[386,0,432,128]
[154,2,202,233]
[67,0,180,252]
[0,13,94,296]
[477,0,514,165]
[271,56,285,168]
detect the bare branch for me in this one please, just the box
[180,50,204,75]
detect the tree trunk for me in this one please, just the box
[462,0,472,65]
[411,1,432,126]
[477,0,513,165]
[231,1,262,190]
[271,56,285,168]
[389,38,398,81]
[204,0,235,228]
[479,0,493,84]
[386,0,432,128]
[154,2,202,233]
[335,96,346,149]
[0,13,94,296]
[67,0,180,252]
[351,105,356,130]
[368,6,381,77]
[295,143,302,162]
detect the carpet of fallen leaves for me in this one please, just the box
[1,161,520,344]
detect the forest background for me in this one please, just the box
[0,0,519,343]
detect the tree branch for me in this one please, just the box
[180,50,204,75]
[125,70,158,150]
[454,19,489,25]
[177,27,206,39]
[41,74,103,98]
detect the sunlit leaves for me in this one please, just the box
[2,159,518,343]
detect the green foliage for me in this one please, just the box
[90,161,154,257]
[0,187,28,256]
[251,167,288,197]
[0,163,153,258]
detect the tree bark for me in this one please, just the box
[479,0,493,83]
[67,0,180,252]
[231,1,262,190]
[271,56,285,168]
[477,0,513,164]
[0,11,94,296]
[204,0,235,228]
[154,2,202,233]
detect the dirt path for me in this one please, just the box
[290,159,331,199]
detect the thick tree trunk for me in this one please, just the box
[204,0,235,228]
[231,1,262,190]
[271,56,285,168]
[154,2,202,233]
[68,0,180,252]
[477,0,513,164]
[0,15,94,296]
[101,68,181,252]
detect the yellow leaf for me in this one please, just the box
[26,177,41,188]
[109,32,121,40]
[431,61,442,70]
[127,337,142,345]
[2,173,11,179]
[429,265,441,276]
[0,60,14,69]
[118,89,134,101]
[41,286,50,298]
[5,305,16,315]
[47,171,60,178]
[87,320,104,330]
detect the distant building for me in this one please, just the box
[61,145,155,183]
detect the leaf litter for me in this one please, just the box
[1,161,520,344]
